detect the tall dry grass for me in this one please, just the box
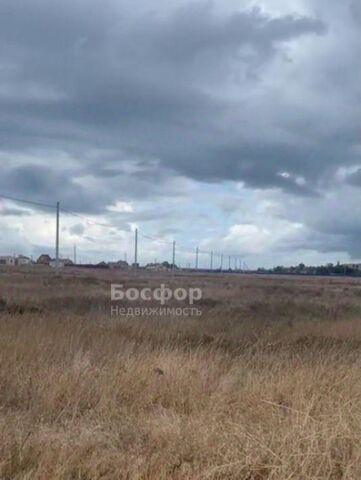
[1,267,361,478]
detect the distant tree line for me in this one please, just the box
[256,262,361,276]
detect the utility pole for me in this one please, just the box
[195,247,199,270]
[210,251,213,270]
[229,255,231,270]
[134,228,138,271]
[172,240,176,273]
[55,201,60,271]
[220,254,223,271]
[73,244,77,264]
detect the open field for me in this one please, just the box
[2,267,361,479]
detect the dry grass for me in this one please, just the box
[2,267,361,479]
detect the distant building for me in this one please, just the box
[96,261,109,268]
[49,258,74,268]
[108,260,129,270]
[344,263,361,271]
[49,259,65,268]
[145,261,175,271]
[62,258,74,266]
[145,263,165,271]
[16,255,32,266]
[0,255,16,266]
[37,254,52,265]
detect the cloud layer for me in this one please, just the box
[0,0,360,265]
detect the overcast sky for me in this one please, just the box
[0,0,360,267]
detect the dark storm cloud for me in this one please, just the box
[135,3,325,65]
[0,0,330,208]
[283,228,361,261]
[0,164,111,212]
[0,160,185,213]
[162,141,335,195]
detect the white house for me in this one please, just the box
[145,262,170,272]
[49,259,66,268]
[17,255,32,266]
[0,256,16,266]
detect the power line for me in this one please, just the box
[176,244,198,255]
[0,193,55,209]
[198,249,214,256]
[138,232,173,246]
[60,207,122,230]
[0,192,246,270]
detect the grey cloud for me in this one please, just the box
[0,161,185,213]
[0,0,330,210]
[0,164,110,212]
[345,168,361,187]
[264,182,361,259]
[139,4,325,66]
[156,227,181,236]
[83,235,96,243]
[350,1,361,25]
[284,229,361,260]
[2,0,361,266]
[69,223,85,235]
[0,207,32,216]
[112,210,174,223]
